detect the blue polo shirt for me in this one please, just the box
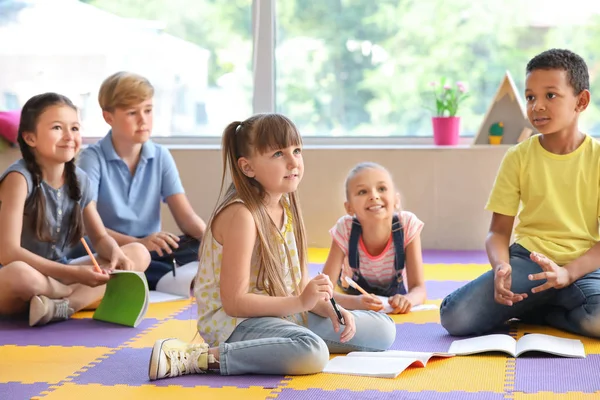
[77,131,184,238]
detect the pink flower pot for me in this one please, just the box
[432,116,460,146]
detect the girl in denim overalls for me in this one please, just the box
[323,162,427,314]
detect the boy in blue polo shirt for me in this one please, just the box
[77,72,206,289]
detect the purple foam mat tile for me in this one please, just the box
[172,303,198,321]
[514,354,600,393]
[0,382,50,400]
[308,263,323,278]
[0,317,159,347]
[425,281,468,300]
[72,347,285,388]
[422,250,489,265]
[388,323,510,353]
[275,389,505,399]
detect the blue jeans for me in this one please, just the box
[440,243,600,338]
[218,310,396,375]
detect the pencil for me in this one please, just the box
[344,276,373,297]
[80,238,103,273]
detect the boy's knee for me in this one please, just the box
[579,302,600,338]
[440,298,480,336]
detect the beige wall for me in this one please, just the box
[0,144,509,250]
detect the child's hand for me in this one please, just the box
[109,249,134,271]
[358,294,384,311]
[389,294,412,314]
[139,232,180,256]
[70,265,110,287]
[494,262,527,306]
[529,252,571,292]
[329,307,356,343]
[300,274,333,310]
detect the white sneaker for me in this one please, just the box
[148,338,214,380]
[29,295,73,327]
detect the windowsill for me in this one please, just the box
[81,134,515,150]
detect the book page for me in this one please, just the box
[155,262,198,297]
[375,296,439,313]
[447,334,517,356]
[516,334,586,358]
[347,350,454,366]
[323,356,424,378]
[149,291,189,303]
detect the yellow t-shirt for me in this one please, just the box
[486,134,600,265]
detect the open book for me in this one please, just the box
[323,350,454,379]
[374,295,439,313]
[93,270,149,328]
[448,333,586,358]
[149,262,198,303]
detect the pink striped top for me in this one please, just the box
[329,211,424,290]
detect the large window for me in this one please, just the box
[2,0,600,138]
[0,0,252,137]
[275,0,600,137]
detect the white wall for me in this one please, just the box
[0,144,508,250]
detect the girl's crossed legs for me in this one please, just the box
[0,242,150,326]
[149,310,396,379]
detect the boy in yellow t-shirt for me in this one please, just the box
[441,49,600,338]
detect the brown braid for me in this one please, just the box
[17,92,80,243]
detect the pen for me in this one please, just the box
[320,272,345,325]
[172,256,177,277]
[80,238,103,273]
[330,297,345,325]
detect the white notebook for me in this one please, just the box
[374,296,438,313]
[447,333,586,358]
[148,262,198,303]
[323,350,454,379]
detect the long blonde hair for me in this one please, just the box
[201,113,307,298]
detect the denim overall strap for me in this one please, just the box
[344,215,406,297]
[390,214,407,295]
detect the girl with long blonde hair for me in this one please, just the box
[149,114,395,379]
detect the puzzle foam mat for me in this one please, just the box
[1,249,598,399]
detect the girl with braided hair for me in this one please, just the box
[0,93,150,326]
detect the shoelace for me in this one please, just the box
[53,300,70,320]
[168,348,205,377]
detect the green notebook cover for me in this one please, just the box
[93,271,149,327]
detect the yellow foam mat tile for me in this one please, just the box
[516,324,600,354]
[35,383,272,400]
[0,345,112,384]
[514,393,600,399]
[127,319,204,349]
[284,356,506,392]
[423,263,489,281]
[388,300,442,324]
[308,248,330,264]
[72,300,193,321]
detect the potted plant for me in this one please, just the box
[428,79,469,145]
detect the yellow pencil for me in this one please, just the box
[80,238,103,273]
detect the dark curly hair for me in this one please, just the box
[526,49,589,95]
